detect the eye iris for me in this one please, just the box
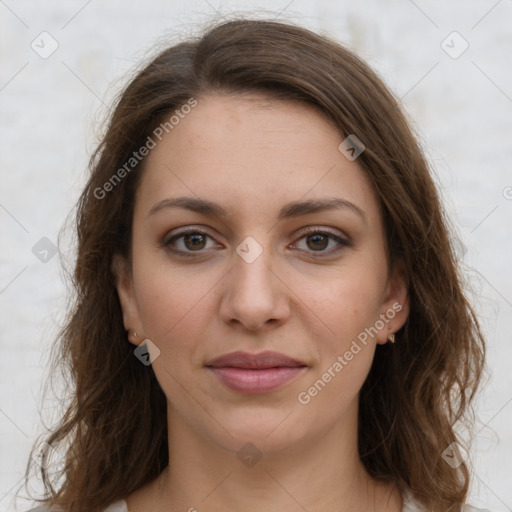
[184,233,206,250]
[307,234,328,251]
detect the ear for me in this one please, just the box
[376,261,410,345]
[112,253,144,347]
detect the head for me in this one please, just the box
[26,17,485,512]
[114,90,410,458]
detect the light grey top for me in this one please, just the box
[27,490,492,512]
[26,500,127,512]
[401,489,491,512]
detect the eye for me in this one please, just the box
[162,226,351,259]
[292,228,350,256]
[162,228,220,257]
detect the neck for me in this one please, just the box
[140,401,403,512]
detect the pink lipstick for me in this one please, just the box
[206,351,307,394]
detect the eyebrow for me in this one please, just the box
[148,196,367,223]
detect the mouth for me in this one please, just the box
[205,351,308,394]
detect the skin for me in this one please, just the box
[114,93,410,512]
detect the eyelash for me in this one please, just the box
[162,227,351,259]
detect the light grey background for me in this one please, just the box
[1,1,511,511]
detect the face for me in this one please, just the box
[115,93,409,456]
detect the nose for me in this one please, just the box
[219,243,291,332]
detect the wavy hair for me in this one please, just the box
[22,16,485,512]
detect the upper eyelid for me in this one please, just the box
[164,225,346,240]
[163,227,215,245]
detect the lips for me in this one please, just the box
[206,351,307,394]
[206,350,306,369]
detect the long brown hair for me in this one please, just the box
[22,16,485,512]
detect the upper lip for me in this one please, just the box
[206,351,307,369]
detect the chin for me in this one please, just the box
[205,406,313,456]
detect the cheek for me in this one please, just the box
[297,281,379,415]
[302,270,385,347]
[133,253,218,349]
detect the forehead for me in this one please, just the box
[135,94,380,223]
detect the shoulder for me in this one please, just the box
[402,489,493,512]
[26,499,128,512]
[404,500,493,512]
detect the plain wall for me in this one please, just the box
[1,1,511,510]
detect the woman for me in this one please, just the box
[24,17,488,512]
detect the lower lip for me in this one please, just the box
[208,366,306,394]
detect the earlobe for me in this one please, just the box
[112,254,143,346]
[377,262,410,345]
